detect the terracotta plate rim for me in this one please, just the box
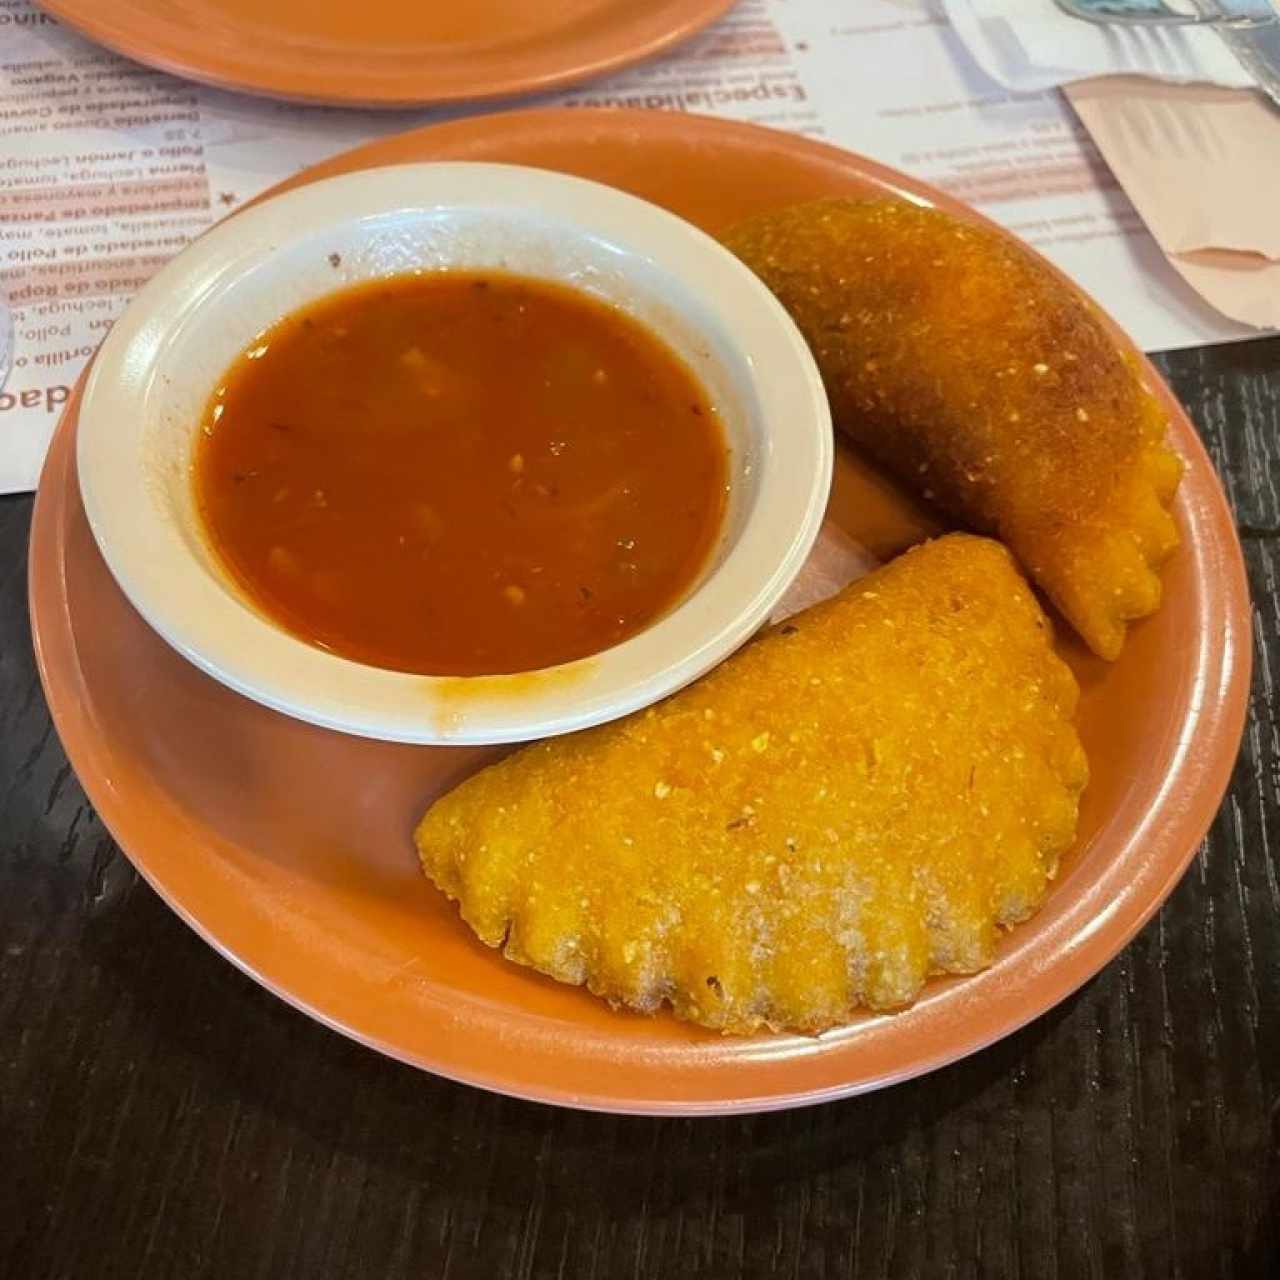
[29,111,1253,1114]
[32,0,738,108]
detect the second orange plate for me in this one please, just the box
[35,0,737,107]
[31,111,1251,1114]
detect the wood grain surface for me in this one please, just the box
[2,338,1278,1279]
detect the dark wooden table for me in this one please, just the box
[3,337,1278,1279]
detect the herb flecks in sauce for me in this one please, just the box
[196,272,728,676]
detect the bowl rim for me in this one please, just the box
[76,162,833,745]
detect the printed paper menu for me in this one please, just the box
[0,0,1259,492]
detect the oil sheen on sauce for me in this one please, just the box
[195,272,729,676]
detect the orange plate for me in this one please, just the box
[33,0,736,107]
[30,111,1252,1114]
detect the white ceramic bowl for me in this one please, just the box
[77,163,832,744]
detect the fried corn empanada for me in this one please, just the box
[723,198,1183,659]
[415,534,1088,1034]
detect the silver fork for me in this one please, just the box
[1055,1,1275,25]
[1055,1,1280,105]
